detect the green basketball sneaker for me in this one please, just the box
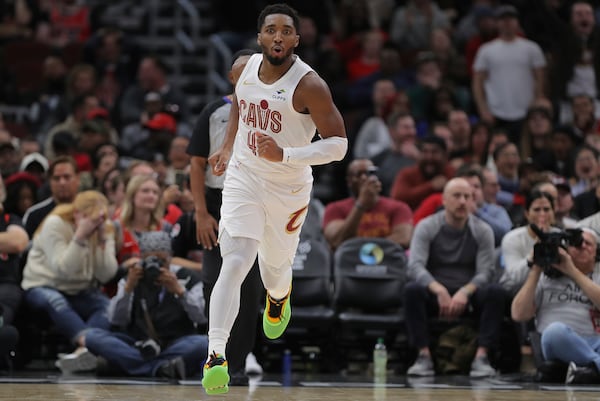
[263,290,292,339]
[202,351,229,395]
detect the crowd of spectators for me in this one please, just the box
[2,0,600,384]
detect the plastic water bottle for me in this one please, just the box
[373,338,387,380]
[282,349,292,386]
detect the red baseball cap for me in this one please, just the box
[86,107,110,120]
[145,112,177,134]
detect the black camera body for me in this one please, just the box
[530,224,584,278]
[135,338,161,359]
[141,255,162,284]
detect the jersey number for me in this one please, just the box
[247,131,258,156]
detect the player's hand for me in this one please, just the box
[255,132,283,162]
[208,148,231,176]
[195,210,219,250]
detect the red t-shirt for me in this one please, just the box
[412,193,444,226]
[323,196,412,238]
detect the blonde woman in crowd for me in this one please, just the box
[22,190,118,372]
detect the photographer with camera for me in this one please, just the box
[500,189,557,296]
[323,158,413,250]
[84,231,207,379]
[512,227,600,384]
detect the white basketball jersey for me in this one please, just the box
[232,53,316,183]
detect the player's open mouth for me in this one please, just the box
[273,46,283,55]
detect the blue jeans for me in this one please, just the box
[24,287,110,343]
[541,322,600,370]
[85,328,208,377]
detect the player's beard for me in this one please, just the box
[264,47,294,66]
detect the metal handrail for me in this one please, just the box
[206,34,233,98]
[0,105,29,123]
[177,0,200,42]
[172,0,201,80]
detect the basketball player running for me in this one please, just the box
[201,3,347,395]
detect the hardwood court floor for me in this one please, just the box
[1,374,599,401]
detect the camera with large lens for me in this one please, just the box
[530,224,583,278]
[141,255,162,284]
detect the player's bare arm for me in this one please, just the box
[294,72,346,140]
[208,93,239,176]
[208,58,248,175]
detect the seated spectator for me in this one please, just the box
[0,0,39,42]
[89,142,119,191]
[27,55,67,137]
[371,111,419,196]
[352,79,397,160]
[36,0,92,47]
[405,178,505,377]
[482,167,501,205]
[390,135,455,210]
[569,94,600,138]
[413,164,512,247]
[99,167,125,220]
[464,121,492,167]
[114,175,172,280]
[389,0,450,51]
[77,231,207,378]
[119,56,190,128]
[0,131,21,179]
[573,180,600,220]
[511,228,600,384]
[346,29,385,83]
[429,28,469,87]
[0,174,29,368]
[3,172,40,218]
[549,177,579,229]
[519,106,553,162]
[44,93,100,161]
[83,26,142,111]
[323,159,413,250]
[483,128,509,173]
[118,159,183,228]
[406,52,443,123]
[494,142,522,209]
[533,125,579,179]
[22,156,80,238]
[19,152,49,184]
[345,41,414,110]
[570,145,600,198]
[163,136,190,187]
[50,130,92,175]
[446,109,473,166]
[21,190,118,371]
